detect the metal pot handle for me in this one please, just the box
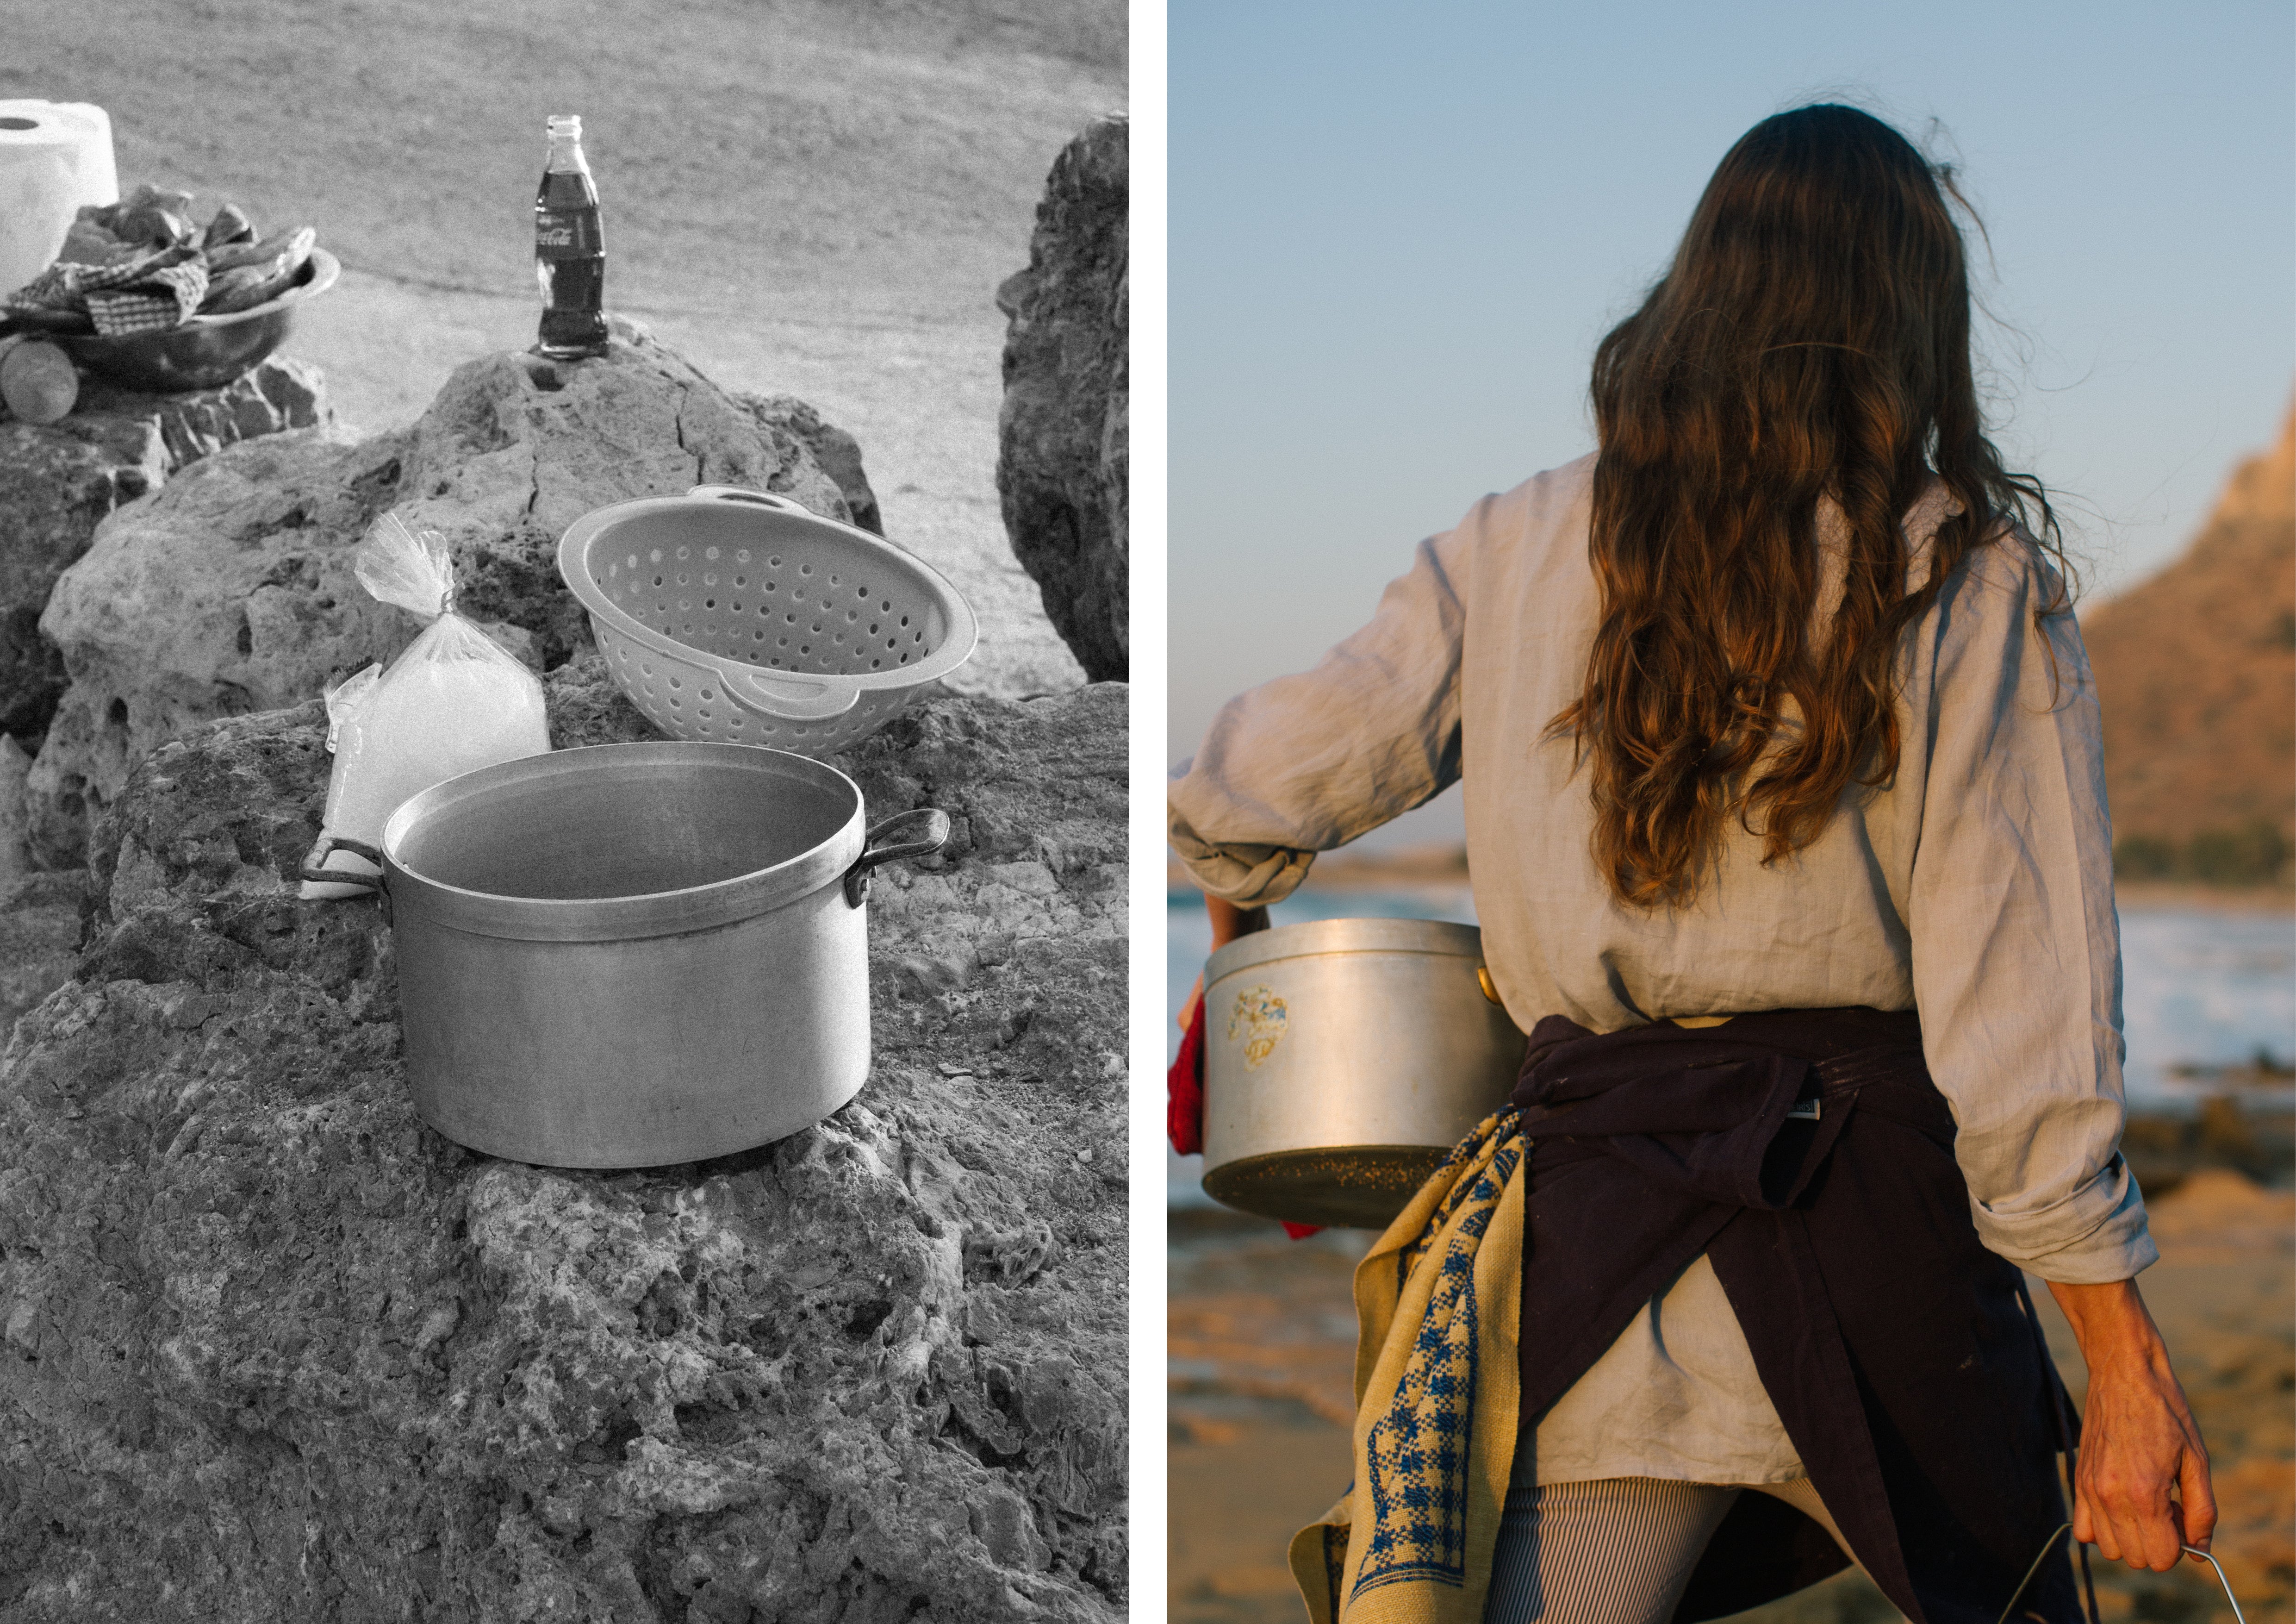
[300,832,385,891]
[843,809,951,907]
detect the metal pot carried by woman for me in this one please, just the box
[304,742,946,1168]
[1199,917,1526,1228]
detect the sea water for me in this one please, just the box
[1165,889,2296,1207]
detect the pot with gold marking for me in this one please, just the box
[1199,917,1527,1229]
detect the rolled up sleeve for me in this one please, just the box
[1168,519,1474,906]
[1907,540,2156,1283]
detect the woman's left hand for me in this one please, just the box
[2045,1278,2215,1571]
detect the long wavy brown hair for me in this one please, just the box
[1553,103,2069,907]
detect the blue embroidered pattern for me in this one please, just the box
[1350,1110,1523,1600]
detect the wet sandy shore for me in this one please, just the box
[1170,1169,2294,1624]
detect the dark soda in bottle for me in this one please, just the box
[534,114,608,359]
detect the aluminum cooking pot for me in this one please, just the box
[302,742,946,1168]
[1201,918,1528,1229]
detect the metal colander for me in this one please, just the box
[557,485,978,756]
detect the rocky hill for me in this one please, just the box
[2082,402,2296,884]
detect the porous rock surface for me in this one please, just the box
[0,356,329,751]
[0,659,1127,1621]
[0,733,31,886]
[0,870,76,1034]
[25,320,873,868]
[996,116,1127,684]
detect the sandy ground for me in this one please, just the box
[1170,1168,2296,1624]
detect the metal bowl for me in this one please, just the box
[1201,917,1528,1229]
[56,247,339,392]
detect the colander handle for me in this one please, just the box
[715,662,862,722]
[843,808,952,907]
[687,484,809,514]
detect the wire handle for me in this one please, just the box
[1995,1524,2245,1624]
[2183,1546,2247,1624]
[1996,1523,2072,1624]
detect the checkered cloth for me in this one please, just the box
[1288,1107,1528,1624]
[6,244,206,333]
[86,259,208,335]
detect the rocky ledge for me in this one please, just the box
[0,663,1127,1622]
[0,357,330,755]
[23,320,883,870]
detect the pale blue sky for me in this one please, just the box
[1168,0,2296,849]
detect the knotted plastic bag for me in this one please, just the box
[299,514,550,900]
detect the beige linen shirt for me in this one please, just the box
[1169,453,2155,1485]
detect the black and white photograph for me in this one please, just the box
[0,3,1127,1618]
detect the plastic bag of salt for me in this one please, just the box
[299,514,550,900]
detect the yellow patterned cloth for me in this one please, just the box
[1289,1106,1528,1624]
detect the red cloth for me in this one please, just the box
[1166,997,1207,1155]
[1170,995,1321,1239]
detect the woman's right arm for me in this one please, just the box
[1904,538,2208,1569]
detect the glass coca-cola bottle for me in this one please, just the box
[534,114,608,360]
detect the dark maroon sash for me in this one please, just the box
[1511,1007,2083,1624]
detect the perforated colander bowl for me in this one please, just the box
[558,485,979,756]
